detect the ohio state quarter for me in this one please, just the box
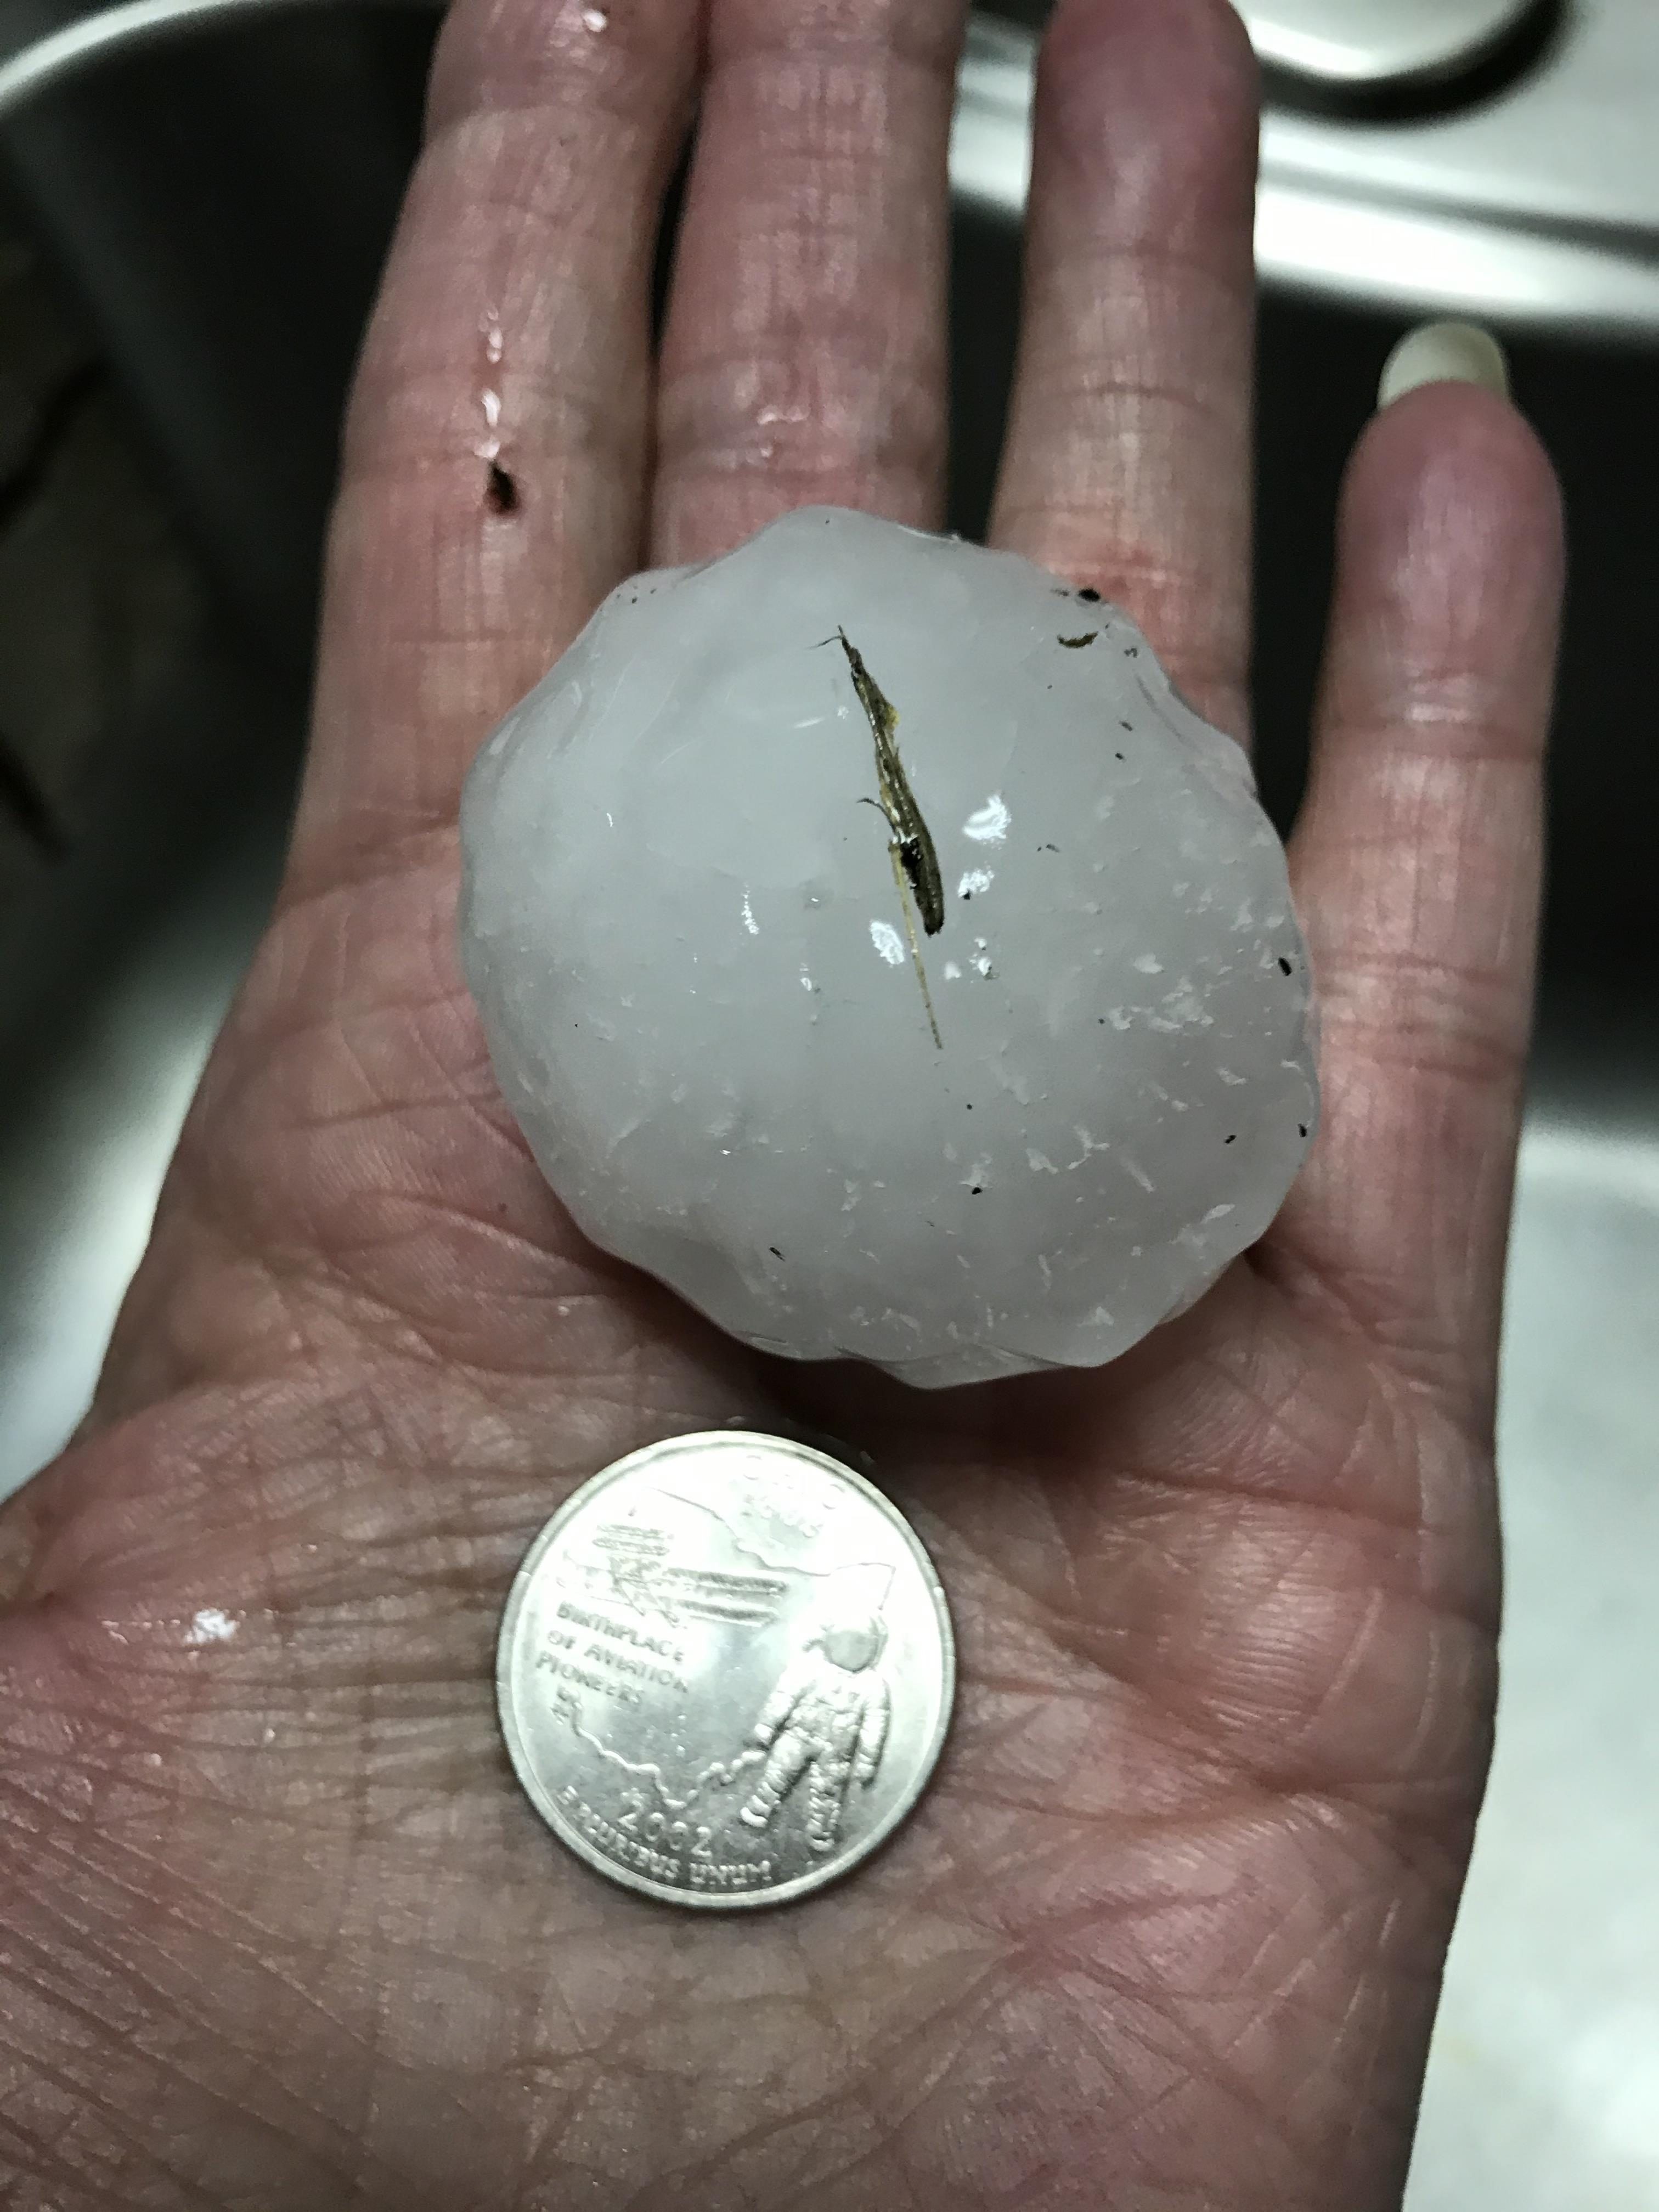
[496,1430,955,1908]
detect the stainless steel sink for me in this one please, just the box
[1,4,1657,2203]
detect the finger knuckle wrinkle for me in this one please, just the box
[1321,971,1520,1092]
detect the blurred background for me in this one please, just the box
[0,0,1655,2200]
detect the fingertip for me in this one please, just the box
[1034,0,1261,246]
[1042,0,1259,79]
[1336,378,1565,703]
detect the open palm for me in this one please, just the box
[0,0,1562,2204]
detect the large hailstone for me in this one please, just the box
[460,506,1318,1388]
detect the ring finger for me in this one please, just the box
[990,0,1261,743]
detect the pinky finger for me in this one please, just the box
[1268,371,1565,1422]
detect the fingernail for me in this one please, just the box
[1377,321,1511,412]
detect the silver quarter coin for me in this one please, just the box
[497,1430,955,1909]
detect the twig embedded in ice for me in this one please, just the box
[831,628,944,1050]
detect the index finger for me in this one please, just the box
[285,0,702,904]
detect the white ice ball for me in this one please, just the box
[460,507,1318,1387]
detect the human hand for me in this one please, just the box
[0,1,1562,2204]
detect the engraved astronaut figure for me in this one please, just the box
[738,1613,891,1854]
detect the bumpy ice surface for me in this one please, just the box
[460,506,1318,1387]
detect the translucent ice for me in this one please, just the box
[460,507,1318,1387]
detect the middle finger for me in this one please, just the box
[651,0,969,565]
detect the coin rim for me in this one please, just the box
[496,1429,956,1910]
